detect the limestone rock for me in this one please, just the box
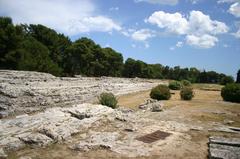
[71,132,119,152]
[0,70,163,118]
[18,133,53,147]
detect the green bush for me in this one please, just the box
[169,81,182,90]
[98,92,118,108]
[181,80,191,86]
[180,87,194,100]
[150,85,171,100]
[221,83,240,103]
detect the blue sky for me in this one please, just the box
[0,0,239,77]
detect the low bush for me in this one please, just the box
[150,85,171,100]
[180,87,194,100]
[181,80,191,86]
[169,81,182,90]
[98,92,118,108]
[221,83,240,103]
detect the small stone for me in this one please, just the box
[151,103,163,112]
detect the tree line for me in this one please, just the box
[0,17,238,84]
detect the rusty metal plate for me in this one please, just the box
[136,130,171,143]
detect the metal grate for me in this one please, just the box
[136,130,171,143]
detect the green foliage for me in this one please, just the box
[0,16,233,81]
[180,87,194,100]
[150,85,171,100]
[220,76,234,85]
[98,92,118,109]
[237,69,240,83]
[169,81,182,90]
[181,80,191,86]
[221,83,240,103]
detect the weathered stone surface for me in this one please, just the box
[18,133,53,147]
[209,136,240,147]
[209,143,240,159]
[209,137,240,159]
[0,104,114,154]
[71,132,119,152]
[0,70,163,118]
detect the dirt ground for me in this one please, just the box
[117,84,240,158]
[7,84,240,159]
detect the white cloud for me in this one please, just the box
[176,41,183,47]
[188,11,229,35]
[189,0,200,4]
[144,43,150,48]
[0,0,121,36]
[217,0,239,4]
[146,11,188,34]
[109,7,119,11]
[146,10,228,48]
[169,47,175,50]
[186,34,218,48]
[233,28,240,38]
[131,44,137,48]
[223,44,229,47]
[228,2,240,17]
[131,29,155,41]
[135,0,178,5]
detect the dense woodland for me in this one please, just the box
[0,17,238,84]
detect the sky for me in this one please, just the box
[0,0,240,77]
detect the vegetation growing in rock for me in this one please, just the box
[98,92,118,109]
[0,16,234,82]
[169,81,182,90]
[221,83,240,103]
[150,85,171,100]
[180,87,194,100]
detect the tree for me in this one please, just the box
[237,69,240,83]
[0,17,24,69]
[18,37,61,75]
[26,24,71,70]
[220,76,234,85]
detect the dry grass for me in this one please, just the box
[118,83,240,126]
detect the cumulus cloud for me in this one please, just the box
[131,29,155,41]
[186,34,218,48]
[0,0,121,36]
[228,2,240,17]
[146,10,228,48]
[146,11,188,34]
[134,0,178,5]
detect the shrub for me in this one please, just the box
[150,85,171,100]
[221,83,240,103]
[181,80,191,86]
[98,92,118,108]
[169,81,182,90]
[180,87,194,100]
